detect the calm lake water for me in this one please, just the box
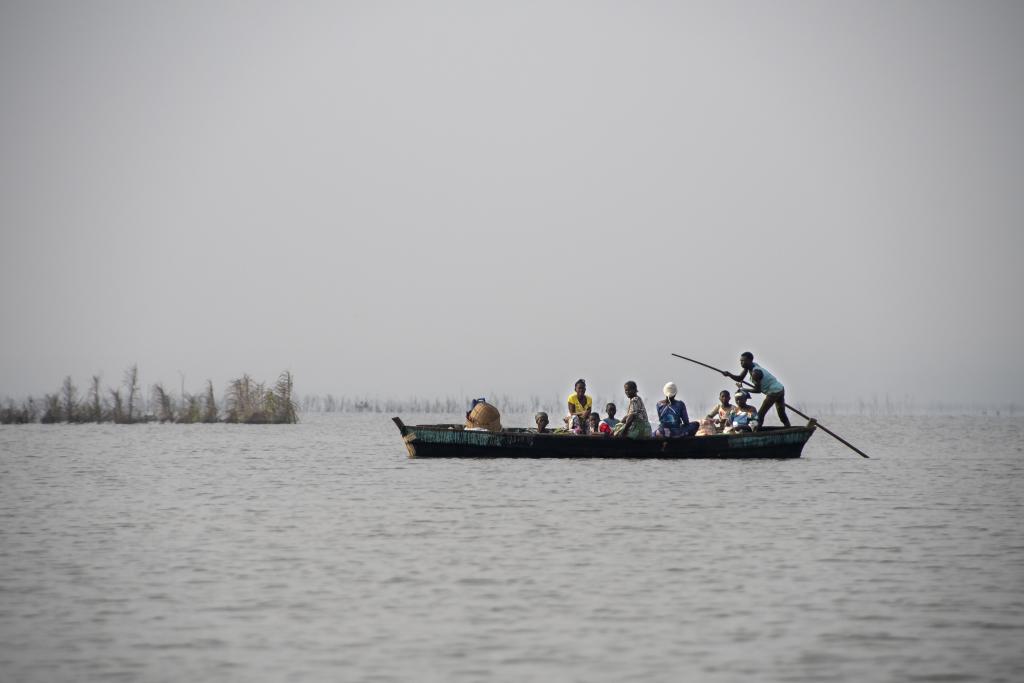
[1,414,1022,682]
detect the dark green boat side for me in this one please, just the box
[392,417,815,459]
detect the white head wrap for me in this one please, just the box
[663,382,677,398]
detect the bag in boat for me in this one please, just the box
[695,417,716,437]
[465,401,502,432]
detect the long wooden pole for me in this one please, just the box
[671,353,870,459]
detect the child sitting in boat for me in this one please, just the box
[586,412,603,436]
[599,403,619,435]
[561,414,584,434]
[706,390,736,434]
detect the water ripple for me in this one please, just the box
[0,414,1022,682]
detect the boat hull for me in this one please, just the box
[392,418,814,459]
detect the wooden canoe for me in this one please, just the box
[392,417,815,459]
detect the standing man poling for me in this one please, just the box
[723,351,790,428]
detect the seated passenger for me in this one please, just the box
[654,382,700,438]
[586,412,602,435]
[724,391,758,433]
[600,403,619,435]
[465,398,502,432]
[706,390,737,433]
[567,378,593,424]
[613,381,652,439]
[534,411,550,433]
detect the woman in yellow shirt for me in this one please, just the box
[567,379,593,423]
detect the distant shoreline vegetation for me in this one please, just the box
[3,383,1018,424]
[0,365,298,424]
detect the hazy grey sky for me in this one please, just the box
[2,1,1022,408]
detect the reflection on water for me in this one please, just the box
[1,415,1022,681]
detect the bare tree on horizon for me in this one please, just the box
[124,364,139,423]
[61,376,77,423]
